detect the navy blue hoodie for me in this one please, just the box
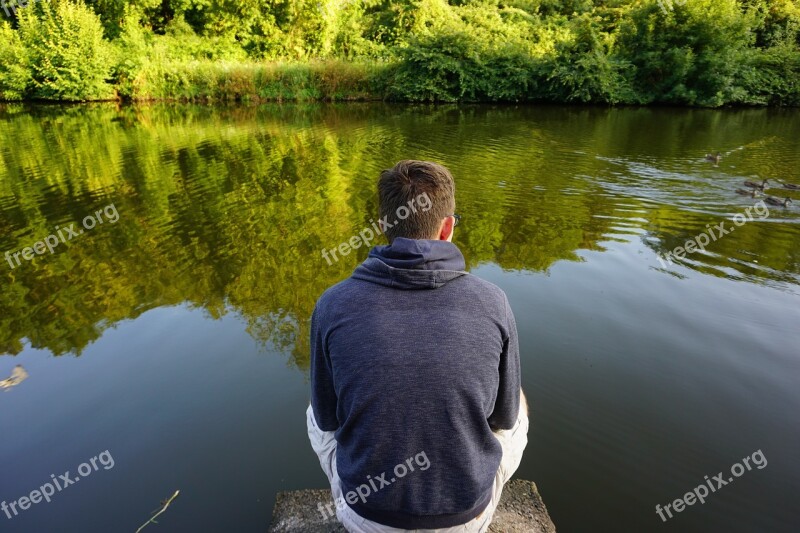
[311,237,521,529]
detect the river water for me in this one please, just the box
[0,103,798,532]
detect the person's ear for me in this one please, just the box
[438,216,454,241]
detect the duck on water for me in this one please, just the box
[764,197,793,207]
[776,180,800,190]
[743,178,770,191]
[735,188,763,197]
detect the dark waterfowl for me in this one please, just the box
[764,196,793,207]
[743,178,769,191]
[705,152,722,164]
[778,181,800,190]
[735,188,762,197]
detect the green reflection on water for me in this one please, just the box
[1,103,798,362]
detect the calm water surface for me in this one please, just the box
[0,104,798,533]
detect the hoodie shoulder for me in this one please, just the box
[314,277,364,314]
[452,273,511,320]
[459,272,508,299]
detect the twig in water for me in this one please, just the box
[135,490,180,533]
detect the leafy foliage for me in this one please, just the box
[0,0,799,105]
[16,0,114,101]
[616,0,755,106]
[0,22,29,100]
[539,13,635,104]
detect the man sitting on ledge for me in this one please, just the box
[307,160,529,532]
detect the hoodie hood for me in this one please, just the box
[352,237,468,289]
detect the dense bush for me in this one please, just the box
[736,44,800,105]
[0,22,29,100]
[16,0,114,101]
[382,1,541,101]
[616,0,754,106]
[385,32,535,101]
[538,13,635,104]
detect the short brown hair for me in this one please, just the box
[378,160,456,243]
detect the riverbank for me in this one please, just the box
[1,0,799,106]
[6,56,800,107]
[29,55,800,106]
[120,60,385,103]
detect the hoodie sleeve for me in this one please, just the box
[310,305,339,431]
[488,295,521,431]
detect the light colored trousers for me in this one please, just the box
[306,405,529,533]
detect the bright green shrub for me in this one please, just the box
[0,22,29,100]
[17,0,114,101]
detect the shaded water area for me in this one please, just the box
[1,103,799,532]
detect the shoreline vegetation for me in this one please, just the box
[0,0,799,106]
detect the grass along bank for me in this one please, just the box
[122,60,386,103]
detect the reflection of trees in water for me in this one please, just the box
[0,104,797,365]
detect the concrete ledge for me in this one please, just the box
[268,479,556,532]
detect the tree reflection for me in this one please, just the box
[0,104,797,366]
